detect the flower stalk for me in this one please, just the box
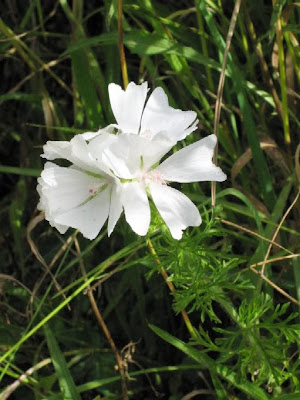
[74,237,128,400]
[118,0,129,89]
[146,238,198,340]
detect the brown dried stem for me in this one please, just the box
[118,0,129,89]
[74,237,128,400]
[220,218,293,255]
[211,0,242,207]
[261,187,300,275]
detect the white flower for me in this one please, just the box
[37,81,226,240]
[101,133,227,240]
[37,133,122,240]
[90,82,199,145]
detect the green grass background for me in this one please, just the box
[0,0,300,399]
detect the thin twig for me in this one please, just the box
[74,238,128,400]
[88,248,139,292]
[244,5,282,118]
[29,233,75,312]
[220,218,293,255]
[118,0,129,89]
[0,359,50,400]
[250,265,300,306]
[211,0,242,207]
[0,275,32,296]
[261,187,300,274]
[27,212,65,299]
[250,253,300,269]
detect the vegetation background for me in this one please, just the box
[0,0,300,399]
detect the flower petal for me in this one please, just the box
[102,133,172,179]
[109,82,148,134]
[38,162,108,234]
[42,134,113,176]
[81,124,116,140]
[54,186,110,240]
[102,139,135,179]
[121,182,150,236]
[41,140,71,161]
[149,182,201,239]
[37,180,69,234]
[140,87,198,143]
[156,134,227,183]
[108,184,123,236]
[87,132,119,176]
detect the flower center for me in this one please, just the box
[141,129,153,139]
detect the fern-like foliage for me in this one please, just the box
[151,212,300,394]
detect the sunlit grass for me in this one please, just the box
[0,1,299,399]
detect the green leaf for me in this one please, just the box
[44,324,81,400]
[197,0,276,210]
[276,395,300,400]
[71,50,103,129]
[0,165,41,177]
[9,178,27,272]
[150,324,270,400]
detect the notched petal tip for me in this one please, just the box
[109,81,148,135]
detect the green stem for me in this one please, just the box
[146,238,198,340]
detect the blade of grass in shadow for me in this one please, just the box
[197,0,276,210]
[276,395,300,400]
[44,324,81,400]
[77,364,201,392]
[0,18,73,96]
[0,238,144,367]
[9,178,27,280]
[0,166,41,177]
[71,50,103,129]
[149,324,270,400]
[59,0,107,127]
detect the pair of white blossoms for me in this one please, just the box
[37,82,226,240]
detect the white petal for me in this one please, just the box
[41,140,71,160]
[140,87,198,144]
[121,182,150,236]
[81,124,116,140]
[108,184,123,236]
[37,180,69,235]
[52,222,69,234]
[41,135,93,173]
[87,132,119,176]
[149,183,201,240]
[102,133,172,179]
[37,180,68,234]
[108,82,148,134]
[40,162,106,212]
[157,134,227,183]
[54,186,110,240]
[102,136,135,179]
[38,162,108,237]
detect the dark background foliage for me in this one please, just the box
[0,0,299,399]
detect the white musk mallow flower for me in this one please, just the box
[37,133,123,240]
[37,81,226,240]
[101,133,226,240]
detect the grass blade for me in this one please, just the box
[150,324,270,400]
[44,324,81,400]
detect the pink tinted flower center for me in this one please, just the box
[141,129,153,139]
